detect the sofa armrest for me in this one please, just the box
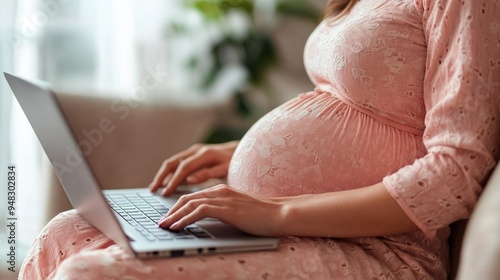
[456,162,500,280]
[42,92,218,222]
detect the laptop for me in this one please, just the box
[4,72,278,258]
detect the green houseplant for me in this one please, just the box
[170,0,321,142]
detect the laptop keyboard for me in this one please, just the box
[105,193,211,241]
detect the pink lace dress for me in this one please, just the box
[20,0,500,279]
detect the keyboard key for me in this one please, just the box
[148,228,169,234]
[157,235,174,240]
[152,231,172,237]
[174,235,195,239]
[144,234,157,241]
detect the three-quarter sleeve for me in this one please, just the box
[383,0,500,238]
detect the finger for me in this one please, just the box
[163,189,213,217]
[149,160,177,192]
[161,172,173,187]
[186,164,229,184]
[170,205,225,230]
[163,185,227,217]
[161,152,218,196]
[149,144,202,192]
[159,199,226,230]
[149,158,187,192]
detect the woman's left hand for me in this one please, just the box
[157,184,286,237]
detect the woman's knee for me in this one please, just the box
[19,210,81,280]
[40,210,81,238]
[19,210,113,279]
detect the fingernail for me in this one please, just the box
[161,187,168,196]
[170,222,181,230]
[158,217,170,226]
[187,176,196,183]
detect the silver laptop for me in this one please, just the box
[4,72,278,258]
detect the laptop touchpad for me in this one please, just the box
[197,222,253,239]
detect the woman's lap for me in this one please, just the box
[19,210,428,280]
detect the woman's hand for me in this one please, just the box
[149,141,239,196]
[157,184,286,237]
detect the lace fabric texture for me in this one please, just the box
[20,0,500,279]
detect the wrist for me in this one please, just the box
[269,199,293,236]
[269,194,315,236]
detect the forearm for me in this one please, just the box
[274,182,419,237]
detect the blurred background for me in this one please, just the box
[0,0,324,278]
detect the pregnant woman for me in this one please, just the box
[20,0,500,279]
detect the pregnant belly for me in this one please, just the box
[227,90,425,197]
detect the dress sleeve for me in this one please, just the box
[382,0,500,239]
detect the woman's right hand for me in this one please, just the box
[148,141,239,196]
